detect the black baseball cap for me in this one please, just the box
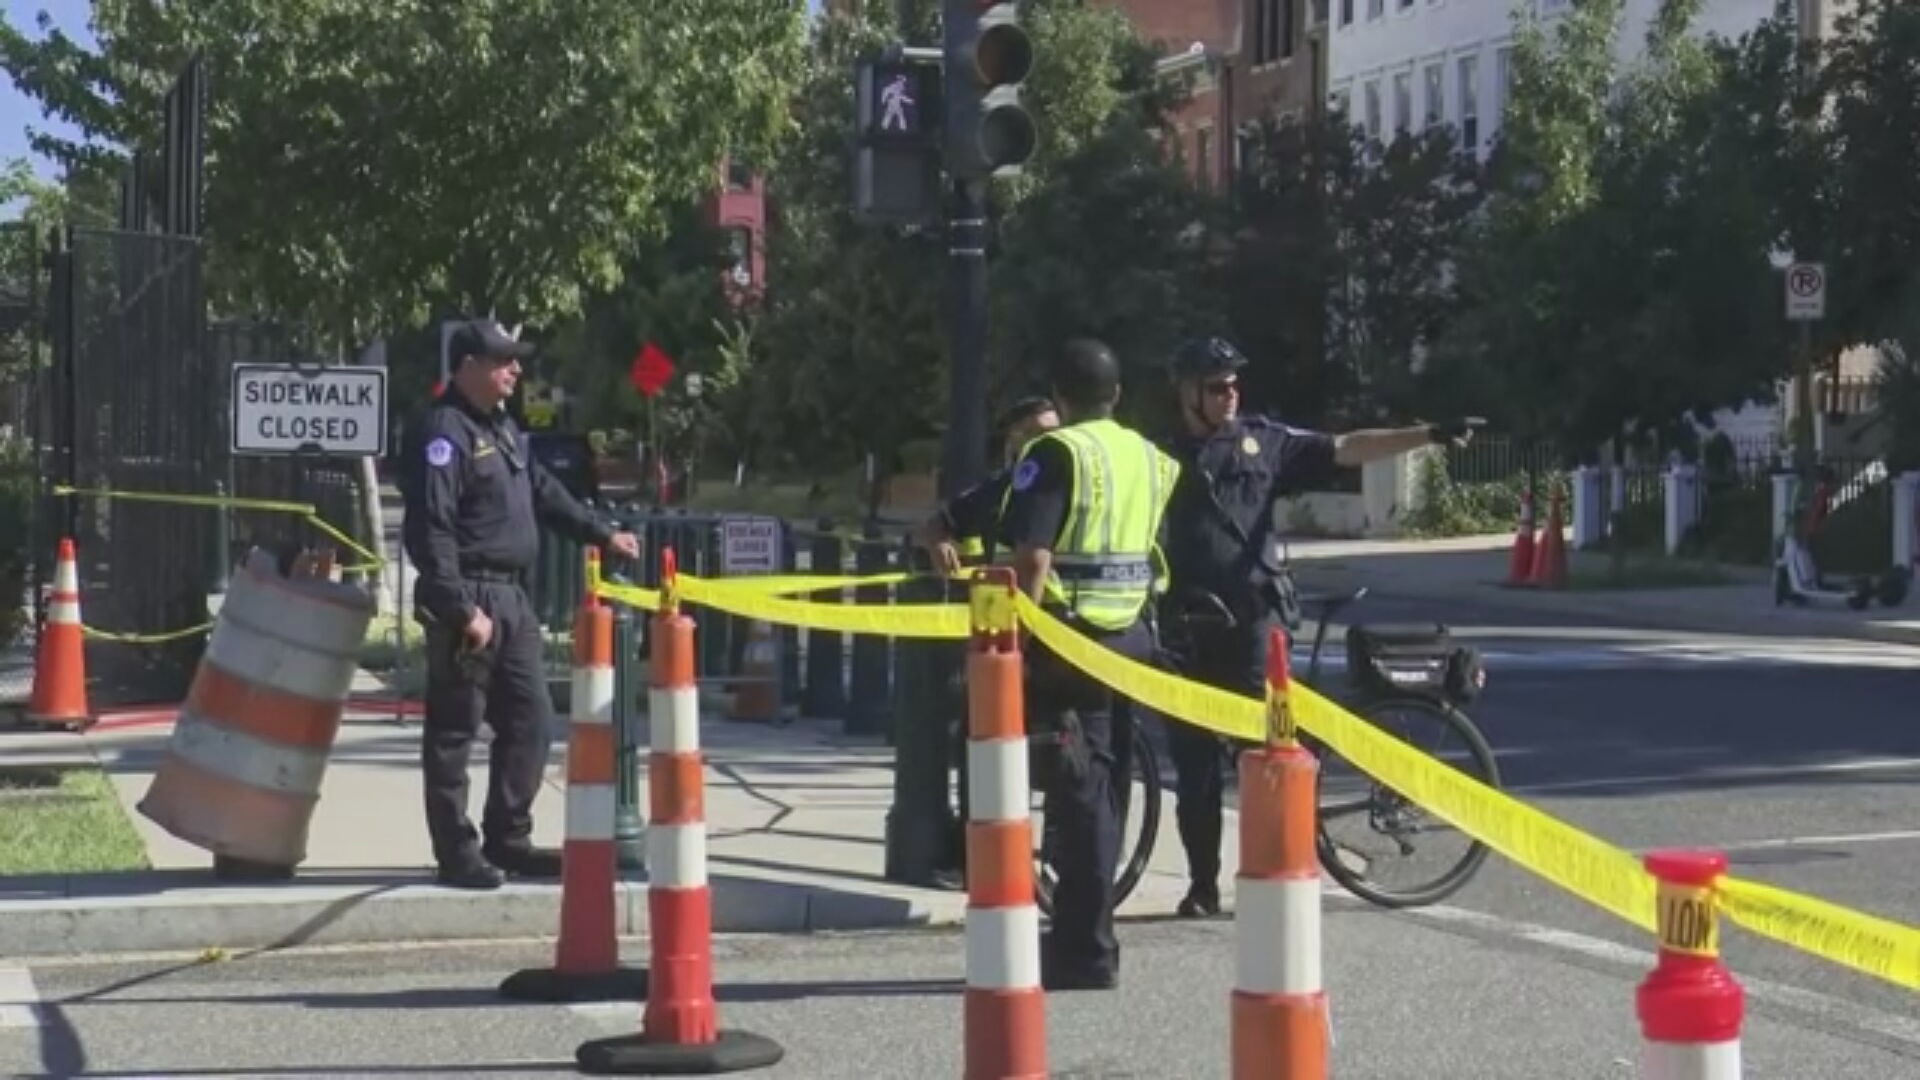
[447,318,536,365]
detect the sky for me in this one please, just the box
[1,0,93,180]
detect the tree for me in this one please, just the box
[0,1,809,340]
[1224,108,1485,429]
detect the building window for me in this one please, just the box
[1331,87,1352,117]
[725,227,753,286]
[1393,71,1412,135]
[1340,0,1354,26]
[1496,46,1514,117]
[1368,0,1384,19]
[1423,62,1443,129]
[1364,79,1382,138]
[726,158,753,191]
[1458,54,1480,151]
[1399,0,1414,10]
[1254,0,1294,64]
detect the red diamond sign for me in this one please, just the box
[630,342,675,398]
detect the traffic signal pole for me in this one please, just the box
[941,177,990,501]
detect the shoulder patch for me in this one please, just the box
[1011,458,1041,492]
[425,437,456,467]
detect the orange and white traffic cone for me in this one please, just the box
[1507,490,1538,587]
[1530,489,1569,590]
[500,551,648,1003]
[1230,627,1328,1080]
[575,547,783,1076]
[728,619,779,723]
[1637,850,1743,1079]
[26,537,93,731]
[962,568,1046,1080]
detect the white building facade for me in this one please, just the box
[1325,0,1786,158]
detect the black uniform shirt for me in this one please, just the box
[1162,416,1338,598]
[940,469,1013,546]
[401,385,612,629]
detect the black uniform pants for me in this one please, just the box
[1165,609,1282,896]
[1031,619,1150,981]
[422,579,554,868]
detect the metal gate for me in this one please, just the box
[43,226,218,696]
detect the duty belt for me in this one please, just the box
[459,565,528,586]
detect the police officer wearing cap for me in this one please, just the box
[403,317,642,890]
[1159,336,1476,917]
[914,395,1060,575]
[1002,338,1179,990]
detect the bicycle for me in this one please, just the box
[1026,584,1501,912]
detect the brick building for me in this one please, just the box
[706,156,766,306]
[1099,0,1329,192]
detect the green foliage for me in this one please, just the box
[0,0,809,336]
[1401,453,1566,538]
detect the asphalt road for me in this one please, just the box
[1196,588,1920,1023]
[5,917,1915,1080]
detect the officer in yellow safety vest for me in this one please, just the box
[999,338,1178,991]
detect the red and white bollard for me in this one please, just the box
[961,569,1046,1080]
[1230,628,1328,1079]
[1637,850,1743,1079]
[575,548,782,1076]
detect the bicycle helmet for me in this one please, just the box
[1169,336,1249,380]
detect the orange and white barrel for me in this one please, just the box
[962,575,1046,1080]
[138,549,373,868]
[1637,850,1743,1079]
[1230,628,1328,1080]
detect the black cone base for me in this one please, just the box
[575,1029,785,1076]
[497,966,649,1003]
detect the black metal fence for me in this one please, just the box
[44,227,217,691]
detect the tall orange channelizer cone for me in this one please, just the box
[575,546,784,1077]
[1507,490,1538,587]
[1530,489,1569,590]
[498,554,649,1003]
[26,537,93,731]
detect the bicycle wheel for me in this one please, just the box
[1313,694,1498,908]
[1033,709,1162,918]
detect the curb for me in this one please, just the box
[0,869,968,961]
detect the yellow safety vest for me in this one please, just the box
[1000,419,1179,631]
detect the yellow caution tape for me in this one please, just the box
[53,484,317,516]
[595,578,664,613]
[704,571,915,596]
[1012,594,1658,931]
[82,621,216,644]
[1719,875,1920,990]
[676,573,969,639]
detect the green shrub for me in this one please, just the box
[1402,453,1569,538]
[0,449,33,645]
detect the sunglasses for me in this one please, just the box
[1202,378,1238,397]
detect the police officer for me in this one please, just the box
[1159,335,1476,917]
[403,317,642,891]
[1002,338,1178,990]
[911,396,1060,888]
[913,395,1060,574]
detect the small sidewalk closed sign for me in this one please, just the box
[232,364,388,456]
[722,517,781,575]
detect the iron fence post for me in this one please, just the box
[611,593,646,870]
[884,565,952,886]
[847,521,892,737]
[801,519,846,719]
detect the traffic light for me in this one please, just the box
[942,0,1036,180]
[855,56,941,225]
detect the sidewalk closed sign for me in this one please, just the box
[722,517,781,575]
[232,364,388,457]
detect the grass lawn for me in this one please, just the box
[0,764,150,876]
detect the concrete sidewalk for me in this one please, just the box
[1290,534,1920,646]
[0,699,1223,960]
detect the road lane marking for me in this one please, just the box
[1399,902,1920,1049]
[1711,829,1920,853]
[0,965,42,1029]
[1510,756,1920,795]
